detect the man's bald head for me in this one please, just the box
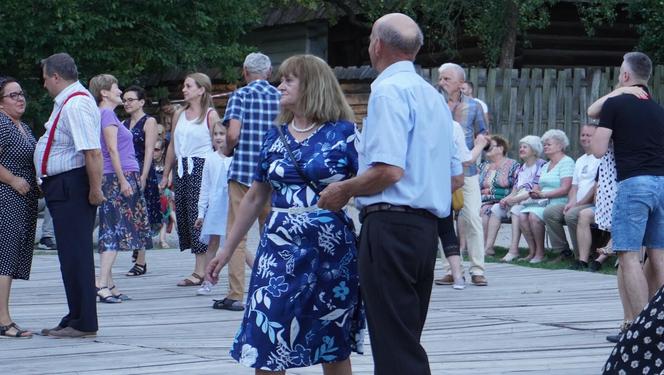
[373,13,423,58]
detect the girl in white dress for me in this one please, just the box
[194,122,254,295]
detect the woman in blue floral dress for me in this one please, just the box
[207,55,364,374]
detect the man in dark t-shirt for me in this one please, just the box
[592,51,664,328]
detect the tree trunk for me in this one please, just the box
[499,0,518,69]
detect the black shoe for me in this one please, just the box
[589,260,602,272]
[569,260,588,271]
[561,248,575,260]
[606,321,631,343]
[37,237,57,250]
[212,298,244,311]
[606,333,621,343]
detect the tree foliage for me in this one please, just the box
[293,0,663,68]
[463,0,554,67]
[628,0,664,64]
[0,0,263,127]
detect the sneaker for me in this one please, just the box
[37,237,57,250]
[196,281,213,296]
[452,277,466,290]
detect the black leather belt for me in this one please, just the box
[359,203,435,223]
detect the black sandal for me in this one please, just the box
[212,298,244,311]
[131,250,139,263]
[0,322,32,339]
[126,263,146,277]
[109,285,132,301]
[97,287,122,303]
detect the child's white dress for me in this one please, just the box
[197,151,232,244]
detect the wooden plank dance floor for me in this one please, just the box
[5,242,622,374]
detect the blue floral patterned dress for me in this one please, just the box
[230,120,365,371]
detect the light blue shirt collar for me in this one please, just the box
[371,61,416,88]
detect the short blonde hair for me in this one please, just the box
[276,55,354,125]
[89,74,118,104]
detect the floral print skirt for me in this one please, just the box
[230,210,365,371]
[98,171,153,252]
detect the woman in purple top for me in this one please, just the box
[89,74,152,303]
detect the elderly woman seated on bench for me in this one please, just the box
[518,130,574,264]
[478,135,519,257]
[483,135,546,262]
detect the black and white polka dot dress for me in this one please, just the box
[595,145,617,232]
[0,112,38,280]
[603,285,664,374]
[174,157,208,254]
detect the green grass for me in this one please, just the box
[484,246,617,276]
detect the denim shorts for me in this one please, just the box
[611,175,664,251]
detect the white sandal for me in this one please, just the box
[501,252,518,262]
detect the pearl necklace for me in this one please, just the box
[291,121,317,133]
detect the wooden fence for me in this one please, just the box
[420,66,664,156]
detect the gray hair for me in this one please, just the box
[243,52,272,76]
[623,51,652,82]
[541,129,569,150]
[375,20,423,56]
[519,135,543,157]
[41,53,78,81]
[438,63,466,81]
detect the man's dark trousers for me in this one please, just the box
[42,167,98,332]
[359,211,438,375]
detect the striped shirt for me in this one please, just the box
[222,80,280,186]
[34,81,101,176]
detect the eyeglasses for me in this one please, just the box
[2,91,25,100]
[124,98,140,103]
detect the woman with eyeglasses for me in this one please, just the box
[123,85,161,276]
[0,77,38,338]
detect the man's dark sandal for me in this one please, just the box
[212,298,244,311]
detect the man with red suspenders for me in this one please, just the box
[34,53,104,338]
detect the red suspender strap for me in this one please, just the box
[41,91,90,176]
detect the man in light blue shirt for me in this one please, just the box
[318,13,458,375]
